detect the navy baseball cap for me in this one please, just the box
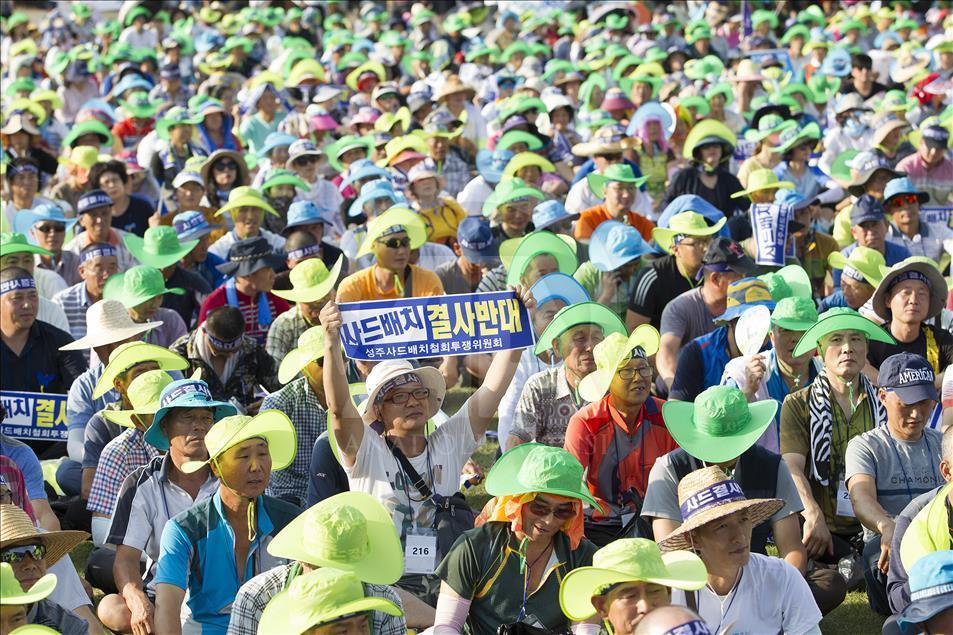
[77,189,113,214]
[699,236,756,279]
[457,217,499,265]
[922,125,949,149]
[878,353,938,404]
[850,194,886,225]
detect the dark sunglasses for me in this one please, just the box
[35,224,66,233]
[293,155,320,166]
[213,161,238,172]
[1,544,46,564]
[378,237,411,249]
[888,193,919,208]
[527,500,576,520]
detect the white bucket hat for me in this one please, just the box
[358,360,446,424]
[59,299,161,351]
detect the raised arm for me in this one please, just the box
[319,300,365,467]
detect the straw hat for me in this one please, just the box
[571,125,636,157]
[434,74,476,102]
[0,504,88,568]
[657,467,783,552]
[59,299,163,351]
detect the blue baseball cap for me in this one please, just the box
[774,188,817,211]
[529,272,590,308]
[883,177,929,206]
[897,550,953,634]
[457,217,499,265]
[144,379,237,451]
[173,210,221,241]
[476,148,514,185]
[77,189,113,214]
[850,194,887,225]
[589,220,652,272]
[283,200,332,234]
[13,203,78,239]
[340,158,391,188]
[532,200,577,231]
[878,353,938,404]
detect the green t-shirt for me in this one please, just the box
[435,522,597,635]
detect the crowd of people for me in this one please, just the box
[1,0,953,634]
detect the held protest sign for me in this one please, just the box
[920,207,952,228]
[1,391,69,441]
[339,291,535,361]
[750,203,794,267]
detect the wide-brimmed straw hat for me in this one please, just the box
[0,504,88,568]
[571,125,637,157]
[560,538,707,620]
[871,257,946,321]
[267,492,403,584]
[658,466,784,552]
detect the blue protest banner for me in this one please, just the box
[338,291,535,361]
[750,203,794,267]
[0,391,69,441]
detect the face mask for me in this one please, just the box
[812,218,833,233]
[844,118,865,138]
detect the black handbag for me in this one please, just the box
[496,624,564,635]
[384,438,476,559]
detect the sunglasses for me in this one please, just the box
[526,500,576,520]
[618,365,653,380]
[213,161,238,172]
[384,387,430,404]
[1,544,46,564]
[378,237,411,249]
[35,223,66,233]
[294,155,320,165]
[888,193,919,208]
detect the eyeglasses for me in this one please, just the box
[677,238,711,250]
[384,387,430,404]
[294,155,320,165]
[526,500,576,520]
[617,365,653,380]
[888,193,919,208]
[213,161,238,172]
[378,237,411,250]
[0,544,46,564]
[35,224,66,233]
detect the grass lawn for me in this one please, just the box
[68,387,885,634]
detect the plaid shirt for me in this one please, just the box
[424,151,471,198]
[226,562,406,635]
[511,365,585,448]
[264,306,312,369]
[87,428,161,516]
[261,377,326,506]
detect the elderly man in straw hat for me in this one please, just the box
[559,538,707,634]
[779,308,896,574]
[229,491,413,634]
[153,408,300,635]
[434,74,485,154]
[0,505,90,634]
[319,287,531,606]
[643,385,848,615]
[660,466,822,634]
[97,376,234,635]
[564,325,674,546]
[867,257,952,378]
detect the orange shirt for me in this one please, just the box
[574,204,655,242]
[336,264,445,303]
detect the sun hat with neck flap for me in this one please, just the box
[0,504,88,568]
[267,491,403,584]
[144,378,237,451]
[91,341,189,399]
[578,325,661,403]
[559,538,707,621]
[658,466,784,552]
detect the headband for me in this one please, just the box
[286,244,322,261]
[205,326,242,352]
[81,245,118,263]
[375,372,421,404]
[661,620,712,635]
[174,213,209,235]
[160,381,212,407]
[680,479,745,521]
[0,277,36,295]
[8,163,39,178]
[841,264,866,283]
[887,270,932,292]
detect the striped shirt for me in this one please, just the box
[52,282,94,342]
[264,306,311,368]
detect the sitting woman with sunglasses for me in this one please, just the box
[200,149,250,211]
[426,444,603,635]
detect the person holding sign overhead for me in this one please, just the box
[318,286,533,607]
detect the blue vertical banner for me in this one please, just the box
[338,291,535,361]
[743,0,753,38]
[750,203,794,267]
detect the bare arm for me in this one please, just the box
[319,300,365,467]
[154,583,185,635]
[31,498,61,531]
[81,467,95,501]
[73,605,106,635]
[115,545,154,635]
[656,333,682,390]
[772,514,808,575]
[626,310,651,331]
[782,452,834,560]
[651,517,682,543]
[848,474,895,573]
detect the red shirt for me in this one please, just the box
[565,395,676,520]
[111,118,154,149]
[574,204,656,242]
[198,286,290,346]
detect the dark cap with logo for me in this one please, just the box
[699,236,756,277]
[878,352,938,404]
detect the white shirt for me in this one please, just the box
[208,229,286,261]
[47,554,92,611]
[344,396,482,540]
[119,27,159,50]
[38,297,70,333]
[34,267,67,300]
[458,176,494,217]
[671,553,822,635]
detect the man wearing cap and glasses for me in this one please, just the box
[153,409,300,635]
[846,353,943,616]
[896,125,953,205]
[883,177,951,262]
[97,376,233,635]
[13,203,81,287]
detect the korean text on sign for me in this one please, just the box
[1,391,69,441]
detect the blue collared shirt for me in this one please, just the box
[154,492,299,634]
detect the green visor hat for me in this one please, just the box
[534,301,626,356]
[792,307,897,358]
[578,325,661,403]
[486,443,602,510]
[505,231,578,287]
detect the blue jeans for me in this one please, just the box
[863,534,891,615]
